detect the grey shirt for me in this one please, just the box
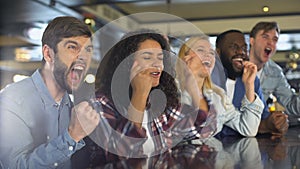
[0,70,85,169]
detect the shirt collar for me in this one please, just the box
[31,69,72,108]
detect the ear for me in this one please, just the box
[215,47,221,57]
[249,37,254,47]
[42,45,54,64]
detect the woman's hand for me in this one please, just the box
[130,61,155,96]
[183,53,205,108]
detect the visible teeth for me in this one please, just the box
[202,61,211,66]
[73,65,84,70]
[232,58,243,62]
[151,72,159,75]
[265,48,272,55]
[266,47,271,51]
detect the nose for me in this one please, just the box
[267,38,276,47]
[77,47,92,62]
[235,47,247,57]
[152,59,164,70]
[77,54,86,62]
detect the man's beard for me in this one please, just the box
[225,62,243,79]
[221,56,243,79]
[53,56,73,94]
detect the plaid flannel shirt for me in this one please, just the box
[86,94,217,158]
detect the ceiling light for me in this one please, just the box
[84,18,95,27]
[25,23,47,41]
[262,6,269,12]
[27,27,43,40]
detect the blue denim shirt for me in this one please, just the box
[0,70,85,169]
[260,60,300,116]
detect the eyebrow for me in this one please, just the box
[63,40,93,48]
[195,45,214,51]
[195,45,205,48]
[230,42,247,47]
[63,40,78,47]
[140,51,163,55]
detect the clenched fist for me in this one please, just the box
[68,101,100,142]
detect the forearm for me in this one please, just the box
[275,89,300,116]
[244,82,255,103]
[186,82,207,112]
[97,98,148,156]
[268,71,300,115]
[128,92,148,128]
[226,94,264,136]
[1,129,84,169]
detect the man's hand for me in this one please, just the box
[267,111,289,136]
[242,61,257,85]
[242,61,257,103]
[68,101,100,142]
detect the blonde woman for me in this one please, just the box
[176,35,264,140]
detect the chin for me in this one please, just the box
[200,72,210,78]
[152,82,160,87]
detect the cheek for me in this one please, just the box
[85,57,92,67]
[135,59,149,68]
[272,46,277,52]
[210,59,216,72]
[62,59,73,68]
[61,60,76,73]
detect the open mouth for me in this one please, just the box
[202,60,212,67]
[70,64,85,83]
[265,47,272,55]
[232,58,243,64]
[150,71,161,77]
[232,58,244,69]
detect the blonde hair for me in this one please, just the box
[176,35,226,105]
[176,35,212,91]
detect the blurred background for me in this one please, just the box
[1,0,300,93]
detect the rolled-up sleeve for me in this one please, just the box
[225,93,264,137]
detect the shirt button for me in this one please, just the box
[54,162,58,167]
[68,146,74,151]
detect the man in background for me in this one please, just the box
[213,29,288,138]
[249,21,300,125]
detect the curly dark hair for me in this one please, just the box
[95,29,179,111]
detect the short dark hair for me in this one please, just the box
[250,21,280,38]
[42,16,92,53]
[215,29,243,49]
